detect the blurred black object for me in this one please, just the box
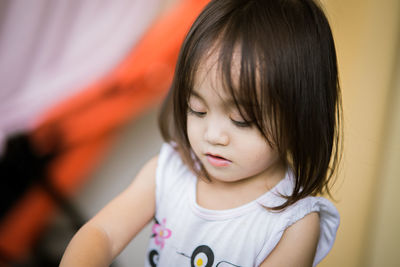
[0,133,55,219]
[0,133,86,266]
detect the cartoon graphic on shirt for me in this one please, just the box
[148,217,171,267]
[148,249,159,267]
[148,218,240,267]
[151,217,172,249]
[177,245,214,267]
[177,245,242,267]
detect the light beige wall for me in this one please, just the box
[364,41,400,267]
[318,0,400,266]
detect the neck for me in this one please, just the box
[197,161,286,210]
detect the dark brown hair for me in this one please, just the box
[159,0,342,210]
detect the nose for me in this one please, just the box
[204,117,229,146]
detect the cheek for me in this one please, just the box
[239,136,278,166]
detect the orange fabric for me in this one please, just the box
[0,0,209,261]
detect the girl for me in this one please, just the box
[60,0,342,266]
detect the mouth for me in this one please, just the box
[205,153,232,167]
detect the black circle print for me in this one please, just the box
[148,249,159,267]
[190,245,215,267]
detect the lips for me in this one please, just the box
[205,153,232,167]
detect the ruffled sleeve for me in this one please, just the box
[255,197,340,266]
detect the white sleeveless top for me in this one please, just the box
[144,143,340,267]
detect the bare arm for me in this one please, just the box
[259,212,320,267]
[60,156,158,267]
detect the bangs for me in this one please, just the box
[216,34,276,147]
[177,0,280,147]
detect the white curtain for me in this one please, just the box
[0,0,162,153]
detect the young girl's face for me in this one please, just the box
[187,57,285,186]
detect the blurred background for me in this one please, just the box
[0,0,399,266]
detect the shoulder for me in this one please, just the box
[260,211,320,267]
[256,196,340,267]
[259,171,340,249]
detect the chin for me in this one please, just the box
[206,170,241,183]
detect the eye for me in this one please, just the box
[231,118,252,128]
[230,110,252,128]
[188,106,206,117]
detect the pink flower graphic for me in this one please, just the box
[152,218,172,249]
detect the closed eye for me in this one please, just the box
[231,119,252,128]
[188,106,206,117]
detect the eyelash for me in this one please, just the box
[188,107,252,128]
[232,120,252,128]
[188,107,206,117]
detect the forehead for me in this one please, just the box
[192,47,242,101]
[191,46,262,110]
